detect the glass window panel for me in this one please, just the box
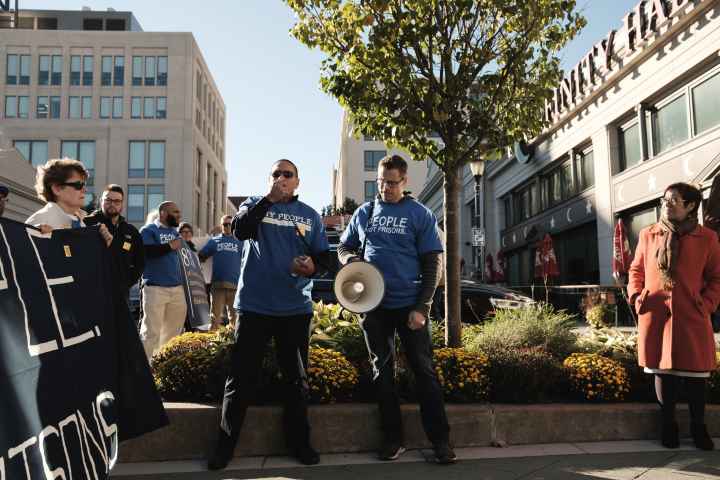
[583,150,594,189]
[143,97,155,118]
[101,56,112,86]
[5,96,17,118]
[79,141,95,185]
[70,55,81,85]
[6,54,17,85]
[363,150,386,171]
[39,55,50,85]
[156,97,167,119]
[620,123,641,171]
[551,170,562,205]
[148,142,165,178]
[37,96,49,118]
[50,96,61,119]
[100,96,111,118]
[61,141,78,160]
[19,55,30,85]
[157,56,167,86]
[131,97,141,119]
[82,56,93,85]
[626,207,658,252]
[32,141,48,167]
[652,94,688,155]
[113,56,124,86]
[147,185,164,213]
[364,181,377,202]
[144,56,156,86]
[561,162,574,199]
[112,96,123,118]
[129,141,146,178]
[51,55,62,85]
[693,72,720,135]
[127,185,145,222]
[14,141,30,161]
[132,56,143,86]
[69,96,81,119]
[17,96,28,118]
[81,96,92,119]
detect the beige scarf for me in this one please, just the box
[656,215,698,289]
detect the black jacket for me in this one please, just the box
[85,210,145,290]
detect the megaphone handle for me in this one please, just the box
[359,198,377,259]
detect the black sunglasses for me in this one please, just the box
[271,170,295,179]
[60,181,86,190]
[222,223,231,227]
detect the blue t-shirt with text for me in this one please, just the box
[340,197,443,309]
[234,196,330,316]
[199,234,243,285]
[140,222,182,287]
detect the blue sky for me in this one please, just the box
[23,0,639,211]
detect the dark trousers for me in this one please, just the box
[361,306,450,445]
[217,310,313,453]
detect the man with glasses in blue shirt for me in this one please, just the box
[338,154,454,464]
[208,159,331,470]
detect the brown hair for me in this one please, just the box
[35,159,88,203]
[103,184,124,197]
[665,182,702,216]
[379,154,408,176]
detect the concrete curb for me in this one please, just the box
[118,402,720,463]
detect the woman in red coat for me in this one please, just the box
[628,182,720,451]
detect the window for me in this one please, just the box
[127,185,145,222]
[143,97,155,118]
[112,96,123,119]
[113,56,124,86]
[83,18,103,30]
[129,141,145,178]
[561,161,574,199]
[144,56,156,86]
[149,142,165,178]
[4,96,17,117]
[619,122,641,172]
[364,181,377,202]
[82,56,93,85]
[81,96,92,119]
[37,17,58,30]
[100,96,111,118]
[18,55,30,85]
[624,206,658,252]
[61,141,95,185]
[156,97,167,119]
[196,149,202,186]
[69,96,81,119]
[106,19,126,31]
[14,140,48,167]
[6,54,18,85]
[132,56,143,86]
[157,56,168,86]
[651,94,688,155]
[17,96,29,118]
[364,150,386,171]
[692,71,720,135]
[196,71,202,99]
[575,149,595,191]
[39,55,50,85]
[101,56,112,86]
[51,55,62,85]
[37,96,49,118]
[195,192,201,227]
[503,196,512,228]
[131,97,141,119]
[70,56,81,85]
[50,96,61,119]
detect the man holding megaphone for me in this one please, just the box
[337,154,454,464]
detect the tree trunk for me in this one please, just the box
[443,163,462,347]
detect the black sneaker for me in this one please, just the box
[691,423,715,451]
[379,441,406,461]
[294,444,320,465]
[433,443,457,464]
[661,421,680,449]
[207,435,235,471]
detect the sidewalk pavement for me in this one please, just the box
[111,438,720,479]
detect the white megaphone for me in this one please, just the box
[333,260,385,314]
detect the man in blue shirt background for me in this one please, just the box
[208,159,331,470]
[199,215,243,330]
[138,201,186,360]
[338,155,454,464]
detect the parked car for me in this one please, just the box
[311,241,534,323]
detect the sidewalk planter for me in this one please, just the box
[118,402,720,463]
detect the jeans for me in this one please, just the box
[217,310,313,453]
[361,306,450,445]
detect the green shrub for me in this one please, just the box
[485,347,566,403]
[585,304,616,330]
[311,302,367,363]
[465,304,578,359]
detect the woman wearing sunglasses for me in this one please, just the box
[26,158,113,247]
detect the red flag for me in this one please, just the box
[536,233,560,278]
[612,219,632,279]
[495,251,505,282]
[485,253,495,283]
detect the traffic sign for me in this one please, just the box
[471,227,485,247]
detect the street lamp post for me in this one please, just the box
[469,159,485,282]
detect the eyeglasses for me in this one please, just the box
[222,223,231,227]
[103,198,123,205]
[179,229,192,235]
[60,181,86,190]
[377,177,405,187]
[661,197,688,207]
[271,170,295,179]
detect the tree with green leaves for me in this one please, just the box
[286,0,585,346]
